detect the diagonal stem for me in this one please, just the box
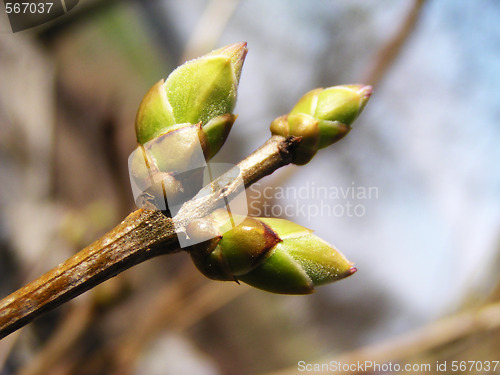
[362,0,427,87]
[0,135,300,340]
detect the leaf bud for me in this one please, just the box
[129,43,248,209]
[188,212,356,294]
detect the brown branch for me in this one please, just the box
[0,135,300,340]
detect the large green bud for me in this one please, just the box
[188,211,356,294]
[129,43,248,209]
[135,42,247,150]
[271,85,372,165]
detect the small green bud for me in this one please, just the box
[271,113,320,165]
[189,214,280,281]
[144,123,207,172]
[271,84,372,165]
[185,218,225,280]
[215,217,280,277]
[290,85,372,126]
[134,79,176,146]
[188,212,356,294]
[202,113,237,159]
[129,124,207,209]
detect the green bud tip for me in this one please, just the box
[271,84,372,165]
[206,42,247,83]
[188,211,356,294]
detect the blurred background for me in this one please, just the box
[1,0,500,374]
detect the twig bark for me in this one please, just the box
[0,135,300,340]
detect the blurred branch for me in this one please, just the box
[0,135,300,340]
[112,266,246,374]
[362,0,427,87]
[261,302,500,375]
[16,297,94,375]
[181,0,240,62]
[112,270,202,374]
[170,276,246,333]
